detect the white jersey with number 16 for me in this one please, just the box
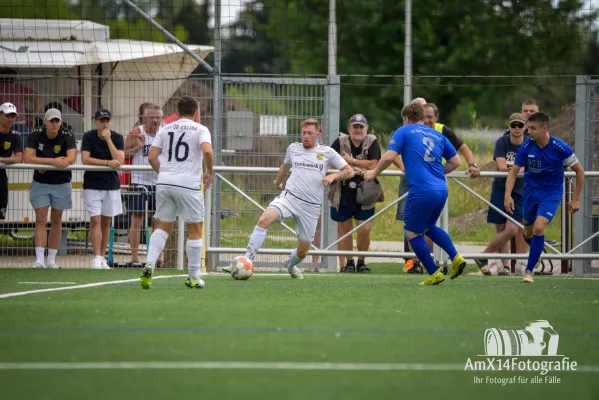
[152,118,212,190]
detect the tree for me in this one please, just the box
[261,0,597,132]
[221,0,290,74]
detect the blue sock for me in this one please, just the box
[408,235,438,275]
[426,226,458,260]
[523,232,532,246]
[526,235,544,272]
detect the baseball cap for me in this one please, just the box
[44,108,62,121]
[509,113,526,124]
[94,109,112,120]
[0,102,18,115]
[348,113,368,126]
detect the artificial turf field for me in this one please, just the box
[0,266,597,400]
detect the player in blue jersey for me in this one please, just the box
[504,112,584,284]
[364,102,466,285]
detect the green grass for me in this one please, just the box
[0,268,597,399]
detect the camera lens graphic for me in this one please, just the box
[484,328,520,356]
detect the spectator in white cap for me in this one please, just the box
[24,108,77,269]
[328,114,383,273]
[0,102,24,221]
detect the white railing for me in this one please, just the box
[3,164,599,272]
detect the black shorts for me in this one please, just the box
[0,179,7,220]
[127,185,157,216]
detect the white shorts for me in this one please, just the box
[83,189,123,218]
[268,191,320,243]
[154,185,204,223]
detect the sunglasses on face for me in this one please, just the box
[3,113,17,118]
[510,123,524,129]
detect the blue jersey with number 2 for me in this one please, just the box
[388,123,457,193]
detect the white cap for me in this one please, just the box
[44,108,62,121]
[0,102,18,115]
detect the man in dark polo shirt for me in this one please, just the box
[0,102,24,221]
[24,108,76,269]
[81,109,125,269]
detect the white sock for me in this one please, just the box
[245,226,267,261]
[146,229,169,267]
[286,249,304,268]
[35,247,45,265]
[47,249,58,265]
[186,239,203,280]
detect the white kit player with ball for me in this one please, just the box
[244,118,354,279]
[140,96,214,290]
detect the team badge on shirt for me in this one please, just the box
[316,153,324,161]
[3,142,10,150]
[54,145,61,154]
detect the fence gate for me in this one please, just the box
[207,76,334,270]
[574,76,599,275]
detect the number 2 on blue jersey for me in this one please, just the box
[423,137,435,162]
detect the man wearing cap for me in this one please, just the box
[81,109,125,269]
[24,108,77,269]
[0,102,24,221]
[475,113,528,275]
[328,114,382,273]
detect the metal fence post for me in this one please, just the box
[323,74,341,272]
[574,76,590,276]
[210,0,223,270]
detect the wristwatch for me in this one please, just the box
[469,163,478,168]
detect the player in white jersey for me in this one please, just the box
[140,96,214,289]
[244,119,354,279]
[124,104,163,266]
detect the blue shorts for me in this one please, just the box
[127,185,157,216]
[29,181,72,211]
[404,190,448,234]
[523,193,561,226]
[330,204,375,223]
[487,187,522,224]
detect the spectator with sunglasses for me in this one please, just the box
[476,113,528,275]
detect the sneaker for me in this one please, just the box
[140,264,154,289]
[30,262,45,269]
[407,261,424,274]
[356,261,370,273]
[101,258,111,270]
[403,259,414,273]
[523,270,534,284]
[475,258,491,275]
[46,263,60,269]
[450,254,467,280]
[91,258,104,269]
[184,277,206,288]
[498,267,511,276]
[288,265,304,280]
[221,266,232,273]
[419,269,445,286]
[343,260,356,273]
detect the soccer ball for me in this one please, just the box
[230,256,255,280]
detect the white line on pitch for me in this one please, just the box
[18,282,77,285]
[0,361,597,372]
[0,275,187,300]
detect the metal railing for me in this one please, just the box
[3,164,598,274]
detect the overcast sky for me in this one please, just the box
[217,0,599,25]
